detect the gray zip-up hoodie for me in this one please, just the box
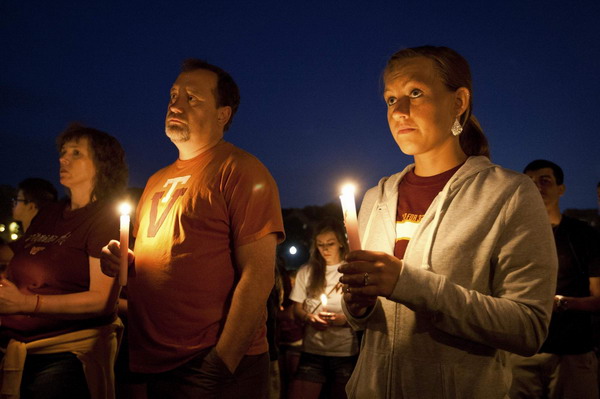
[343,156,557,398]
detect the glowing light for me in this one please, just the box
[320,294,328,307]
[341,183,356,196]
[289,246,297,255]
[118,202,132,216]
[10,233,18,241]
[0,224,5,233]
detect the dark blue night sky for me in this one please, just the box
[2,1,599,211]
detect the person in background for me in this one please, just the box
[289,219,358,399]
[1,178,57,276]
[277,267,304,398]
[509,159,600,399]
[264,255,289,399]
[0,124,127,399]
[100,59,284,399]
[338,45,557,398]
[12,178,58,232]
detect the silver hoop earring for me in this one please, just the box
[451,118,463,136]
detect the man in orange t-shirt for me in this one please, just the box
[101,59,284,398]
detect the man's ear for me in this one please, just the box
[217,106,232,127]
[558,184,566,197]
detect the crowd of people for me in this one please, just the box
[0,45,598,399]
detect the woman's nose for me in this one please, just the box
[391,98,409,120]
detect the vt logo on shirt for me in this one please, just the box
[396,212,423,242]
[147,175,190,238]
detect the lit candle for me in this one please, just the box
[118,202,132,286]
[339,183,361,251]
[320,294,328,313]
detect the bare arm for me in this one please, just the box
[0,256,119,318]
[556,277,600,312]
[215,233,277,372]
[292,301,306,321]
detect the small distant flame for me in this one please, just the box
[320,294,328,307]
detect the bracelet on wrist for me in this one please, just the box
[33,294,42,314]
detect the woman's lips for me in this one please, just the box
[396,126,416,134]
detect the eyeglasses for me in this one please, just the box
[12,198,29,206]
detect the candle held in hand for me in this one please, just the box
[320,293,328,312]
[118,202,132,286]
[339,183,361,251]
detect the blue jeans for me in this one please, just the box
[21,352,90,399]
[146,347,269,399]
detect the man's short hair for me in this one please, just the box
[181,59,240,132]
[18,178,58,209]
[523,159,564,185]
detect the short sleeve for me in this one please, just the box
[223,151,284,247]
[86,202,120,258]
[289,265,310,304]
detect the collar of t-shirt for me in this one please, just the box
[394,163,464,259]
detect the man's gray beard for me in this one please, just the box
[165,124,190,143]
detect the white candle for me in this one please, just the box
[320,293,328,313]
[118,202,132,286]
[339,184,361,251]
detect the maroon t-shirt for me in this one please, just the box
[1,199,118,342]
[394,164,462,259]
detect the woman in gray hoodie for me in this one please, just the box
[338,46,557,398]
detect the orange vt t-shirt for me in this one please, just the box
[128,141,284,373]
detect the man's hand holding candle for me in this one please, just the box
[100,240,135,278]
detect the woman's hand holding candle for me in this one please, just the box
[339,250,403,316]
[319,311,348,326]
[304,312,329,330]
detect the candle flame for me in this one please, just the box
[118,202,132,216]
[320,294,328,307]
[341,183,356,196]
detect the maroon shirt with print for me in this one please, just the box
[394,164,462,259]
[2,199,118,342]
